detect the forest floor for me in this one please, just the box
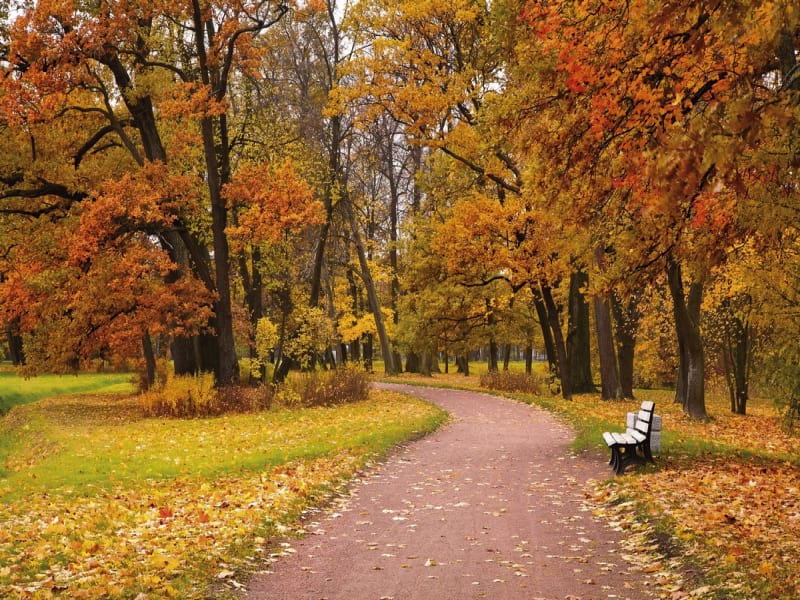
[245,383,667,600]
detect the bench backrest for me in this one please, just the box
[634,402,655,438]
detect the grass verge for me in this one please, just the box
[0,371,134,415]
[0,388,446,598]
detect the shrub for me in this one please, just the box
[277,366,370,408]
[480,370,543,395]
[140,372,219,417]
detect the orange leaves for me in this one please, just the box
[160,83,229,120]
[224,159,322,247]
[70,161,191,266]
[619,458,800,597]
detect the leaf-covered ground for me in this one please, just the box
[539,390,800,597]
[0,389,446,598]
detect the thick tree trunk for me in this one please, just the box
[541,283,572,399]
[611,291,640,399]
[488,339,499,373]
[667,260,706,418]
[567,271,594,393]
[406,351,420,373]
[456,354,470,376]
[199,117,239,385]
[420,352,433,376]
[344,200,396,374]
[594,292,622,400]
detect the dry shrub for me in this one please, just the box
[140,372,219,417]
[217,384,274,413]
[140,367,365,417]
[480,371,543,394]
[278,366,370,408]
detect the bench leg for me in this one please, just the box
[642,442,654,463]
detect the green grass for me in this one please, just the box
[0,371,134,414]
[0,388,447,598]
[0,390,446,501]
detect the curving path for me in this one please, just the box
[245,383,654,600]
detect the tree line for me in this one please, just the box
[1,0,798,420]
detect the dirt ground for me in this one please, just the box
[244,383,655,600]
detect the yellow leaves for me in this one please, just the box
[0,391,444,598]
[149,552,181,574]
[757,560,775,577]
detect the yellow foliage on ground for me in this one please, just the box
[0,389,445,598]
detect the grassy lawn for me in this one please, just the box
[379,367,800,598]
[0,369,134,414]
[0,386,446,598]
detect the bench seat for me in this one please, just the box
[603,401,656,475]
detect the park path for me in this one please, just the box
[245,383,654,600]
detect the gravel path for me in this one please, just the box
[245,383,654,600]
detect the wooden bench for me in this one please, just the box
[602,401,656,475]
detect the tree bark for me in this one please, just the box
[141,331,156,390]
[502,344,512,371]
[723,308,749,415]
[531,287,557,376]
[5,319,25,366]
[541,282,572,399]
[611,291,640,399]
[567,270,594,393]
[344,200,396,374]
[667,259,706,418]
[594,292,622,400]
[524,344,533,375]
[456,354,470,376]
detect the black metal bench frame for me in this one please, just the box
[602,401,656,475]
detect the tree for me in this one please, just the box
[1,0,293,383]
[516,0,799,416]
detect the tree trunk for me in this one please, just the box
[594,292,622,400]
[567,271,594,393]
[502,344,512,371]
[344,200,396,375]
[524,344,533,375]
[420,351,432,376]
[541,282,572,399]
[406,351,420,373]
[723,310,749,415]
[667,259,706,418]
[141,331,156,390]
[363,333,374,372]
[531,288,557,376]
[488,339,499,373]
[456,354,470,376]
[198,116,239,385]
[5,320,25,366]
[611,291,640,399]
